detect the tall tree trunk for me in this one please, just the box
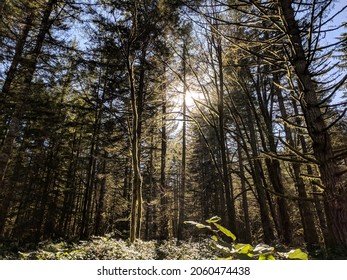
[215,33,238,235]
[177,41,187,241]
[145,130,156,240]
[278,0,347,254]
[159,68,169,240]
[245,104,275,243]
[276,78,320,250]
[253,69,292,244]
[95,154,107,236]
[299,129,329,245]
[127,46,144,243]
[237,139,252,243]
[293,98,328,235]
[58,130,81,238]
[80,118,98,239]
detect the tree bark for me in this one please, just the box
[253,66,292,243]
[95,155,107,236]
[159,67,169,240]
[276,77,320,250]
[215,33,238,235]
[177,41,187,241]
[245,104,275,243]
[128,56,143,242]
[237,139,252,243]
[278,0,347,253]
[127,37,146,243]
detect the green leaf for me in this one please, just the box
[233,243,253,254]
[206,216,221,224]
[287,249,308,260]
[258,254,275,260]
[253,243,274,254]
[213,223,237,241]
[212,235,218,241]
[184,221,211,230]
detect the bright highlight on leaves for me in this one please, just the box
[287,249,308,260]
[259,254,276,260]
[184,221,211,230]
[185,216,309,260]
[213,223,237,241]
[233,244,253,254]
[253,244,274,254]
[206,216,222,223]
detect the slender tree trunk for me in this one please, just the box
[215,34,238,235]
[127,46,144,243]
[177,42,187,241]
[58,130,80,238]
[245,105,275,243]
[249,65,292,243]
[159,69,169,240]
[35,151,56,242]
[237,139,252,243]
[95,154,107,236]
[80,119,98,239]
[145,130,155,240]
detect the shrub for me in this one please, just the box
[185,216,308,260]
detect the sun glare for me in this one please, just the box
[171,84,202,110]
[185,88,200,108]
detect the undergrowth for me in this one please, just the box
[0,216,313,260]
[0,238,221,260]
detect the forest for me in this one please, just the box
[0,0,346,260]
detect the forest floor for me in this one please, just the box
[0,236,316,260]
[0,237,221,260]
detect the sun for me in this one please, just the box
[186,86,205,110]
[185,88,197,108]
[169,84,203,117]
[180,87,202,107]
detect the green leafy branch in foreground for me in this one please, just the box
[185,216,308,260]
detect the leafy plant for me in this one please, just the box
[185,216,308,260]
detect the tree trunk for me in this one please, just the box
[159,68,169,240]
[276,80,320,250]
[129,63,142,243]
[237,139,252,243]
[278,0,347,254]
[245,105,275,243]
[80,116,99,239]
[215,33,238,235]
[95,155,107,236]
[127,44,144,243]
[177,41,187,241]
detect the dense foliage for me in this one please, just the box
[0,237,310,260]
